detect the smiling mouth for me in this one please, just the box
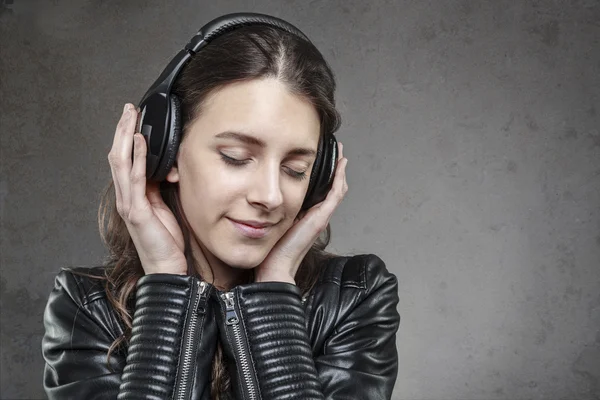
[228,218,273,239]
[228,218,275,228]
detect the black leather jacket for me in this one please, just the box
[42,254,400,399]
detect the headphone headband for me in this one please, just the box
[140,13,310,105]
[186,13,310,53]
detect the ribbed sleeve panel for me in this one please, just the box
[117,273,196,400]
[236,283,325,400]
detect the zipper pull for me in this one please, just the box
[196,280,209,315]
[220,291,239,325]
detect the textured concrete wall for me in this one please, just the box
[1,1,599,399]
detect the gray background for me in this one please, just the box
[1,0,599,399]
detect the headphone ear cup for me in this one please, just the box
[301,134,338,211]
[154,95,183,181]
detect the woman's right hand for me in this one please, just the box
[107,103,188,275]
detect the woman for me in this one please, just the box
[42,13,400,400]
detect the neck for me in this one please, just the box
[189,238,249,291]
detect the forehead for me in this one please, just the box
[189,78,321,148]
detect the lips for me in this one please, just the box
[229,219,274,228]
[228,218,274,239]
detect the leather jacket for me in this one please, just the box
[42,254,400,399]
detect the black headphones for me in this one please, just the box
[134,12,338,211]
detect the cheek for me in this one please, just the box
[183,158,239,200]
[282,186,308,225]
[293,180,311,207]
[177,166,226,222]
[209,170,248,205]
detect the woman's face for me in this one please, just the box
[166,78,321,278]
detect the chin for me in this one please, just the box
[219,248,269,270]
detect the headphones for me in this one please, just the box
[134,12,338,211]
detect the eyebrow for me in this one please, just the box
[214,131,317,157]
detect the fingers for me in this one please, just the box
[108,103,140,219]
[130,132,149,223]
[339,142,348,193]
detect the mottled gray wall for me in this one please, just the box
[1,0,598,399]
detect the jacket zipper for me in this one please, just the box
[175,280,208,400]
[221,291,259,400]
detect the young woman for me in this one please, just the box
[42,13,400,400]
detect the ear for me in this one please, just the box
[165,161,180,183]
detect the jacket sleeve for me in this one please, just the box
[214,254,400,400]
[42,268,216,400]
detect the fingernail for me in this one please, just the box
[123,103,131,114]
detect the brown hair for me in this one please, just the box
[75,24,341,398]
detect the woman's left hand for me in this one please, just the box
[254,141,348,284]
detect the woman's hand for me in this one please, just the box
[107,103,188,275]
[254,141,349,284]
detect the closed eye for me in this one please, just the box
[219,153,308,181]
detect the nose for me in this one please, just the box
[246,159,284,211]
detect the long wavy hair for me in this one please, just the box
[73,24,342,398]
